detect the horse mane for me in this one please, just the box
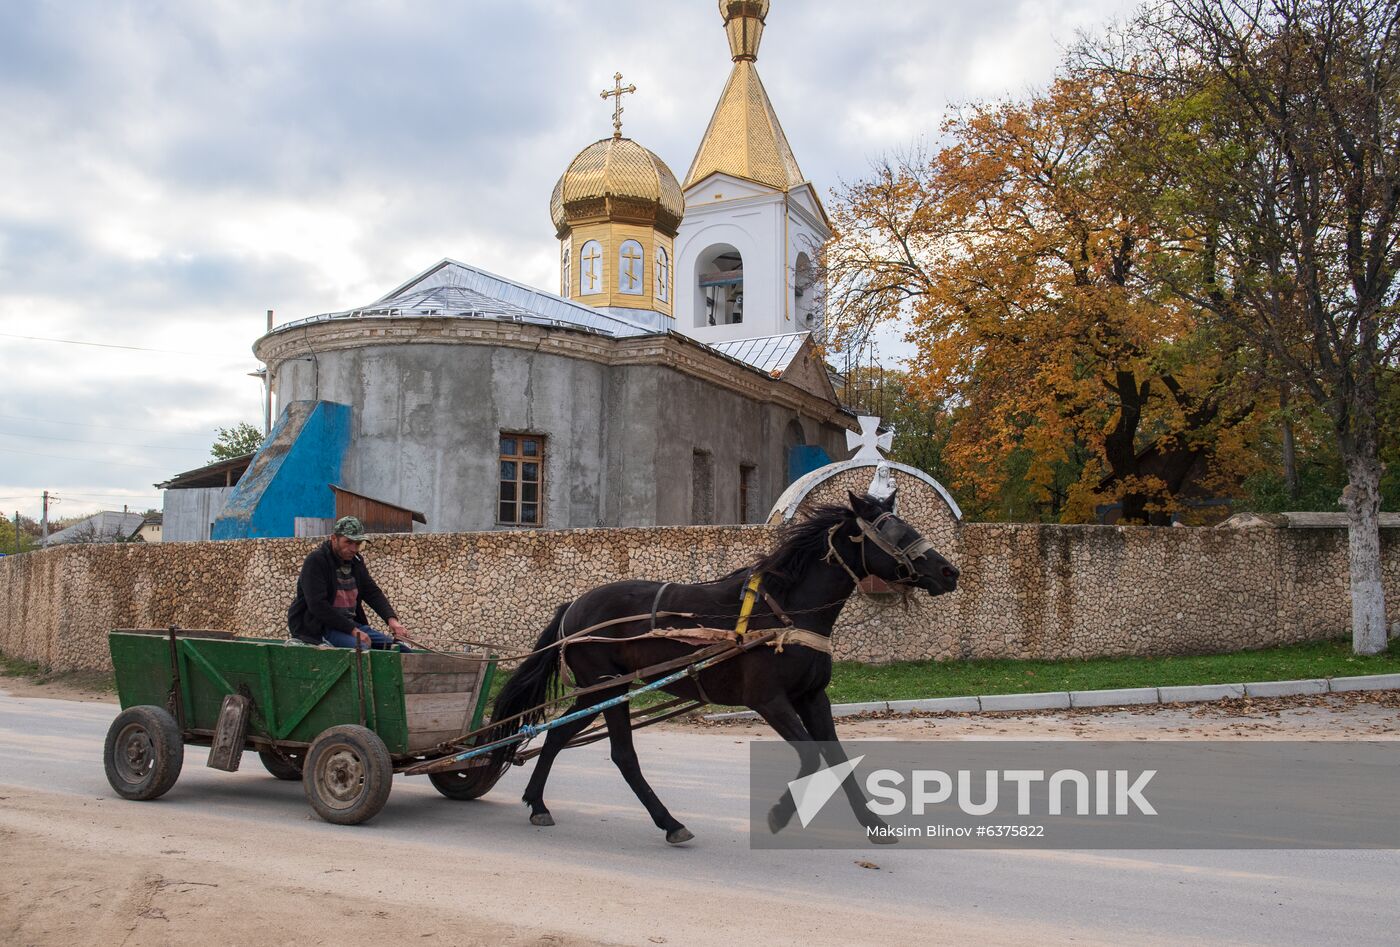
[748,501,856,593]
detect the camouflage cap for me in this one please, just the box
[332,515,370,542]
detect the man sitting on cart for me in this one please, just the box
[287,516,411,652]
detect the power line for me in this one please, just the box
[0,430,206,452]
[0,494,161,509]
[0,446,172,471]
[0,331,248,359]
[0,412,216,436]
[0,409,250,437]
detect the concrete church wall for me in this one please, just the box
[266,320,849,534]
[3,518,1395,675]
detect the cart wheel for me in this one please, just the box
[259,749,304,781]
[303,725,393,825]
[103,705,184,801]
[427,764,504,801]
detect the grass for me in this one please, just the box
[824,636,1400,704]
[483,635,1399,713]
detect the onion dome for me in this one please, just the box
[550,137,685,239]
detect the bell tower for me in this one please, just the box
[674,1,831,344]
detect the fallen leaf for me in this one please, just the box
[854,860,880,870]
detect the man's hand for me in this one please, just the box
[354,628,372,647]
[387,618,408,640]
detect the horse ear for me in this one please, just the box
[880,488,898,512]
[848,491,876,518]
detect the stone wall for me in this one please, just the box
[2,511,1396,673]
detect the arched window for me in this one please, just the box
[655,246,670,303]
[618,240,644,295]
[561,239,572,297]
[579,240,602,295]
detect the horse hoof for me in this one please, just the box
[767,806,790,834]
[530,812,555,827]
[869,831,900,845]
[666,827,694,845]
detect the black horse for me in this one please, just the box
[490,490,959,844]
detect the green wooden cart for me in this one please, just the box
[102,628,504,824]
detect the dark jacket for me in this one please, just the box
[287,540,397,643]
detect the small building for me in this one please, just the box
[47,511,145,546]
[129,512,163,543]
[156,453,254,542]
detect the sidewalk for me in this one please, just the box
[703,672,1400,721]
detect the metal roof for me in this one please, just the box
[278,259,665,338]
[706,332,809,377]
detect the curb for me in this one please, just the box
[701,672,1400,722]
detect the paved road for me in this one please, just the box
[2,689,1399,945]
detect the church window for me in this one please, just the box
[580,241,602,295]
[619,240,644,295]
[655,247,670,303]
[691,450,714,525]
[499,433,545,526]
[739,464,756,524]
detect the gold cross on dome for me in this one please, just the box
[600,72,637,139]
[621,243,643,291]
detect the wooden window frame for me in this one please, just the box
[498,433,546,527]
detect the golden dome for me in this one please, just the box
[550,137,685,238]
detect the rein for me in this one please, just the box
[824,512,934,595]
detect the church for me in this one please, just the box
[165,1,857,540]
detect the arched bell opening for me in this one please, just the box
[694,243,745,327]
[794,251,816,329]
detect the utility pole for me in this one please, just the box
[41,490,49,547]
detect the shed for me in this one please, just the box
[331,486,427,534]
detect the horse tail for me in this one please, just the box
[488,600,569,761]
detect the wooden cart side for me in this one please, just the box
[107,632,412,754]
[399,652,492,754]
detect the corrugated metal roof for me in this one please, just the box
[707,332,808,377]
[280,259,666,338]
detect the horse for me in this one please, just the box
[489,489,959,844]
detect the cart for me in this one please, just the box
[104,625,775,825]
[103,628,501,824]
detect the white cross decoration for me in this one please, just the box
[846,415,893,461]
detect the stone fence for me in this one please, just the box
[2,518,1395,673]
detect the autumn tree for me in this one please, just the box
[1079,0,1399,652]
[825,71,1263,523]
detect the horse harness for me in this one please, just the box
[565,513,930,664]
[825,511,935,587]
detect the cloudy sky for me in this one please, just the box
[0,0,1141,523]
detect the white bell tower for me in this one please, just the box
[674,0,831,345]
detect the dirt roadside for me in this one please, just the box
[0,787,1085,947]
[0,669,114,702]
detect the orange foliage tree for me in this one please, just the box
[824,72,1263,523]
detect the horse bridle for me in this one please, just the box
[825,512,936,586]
